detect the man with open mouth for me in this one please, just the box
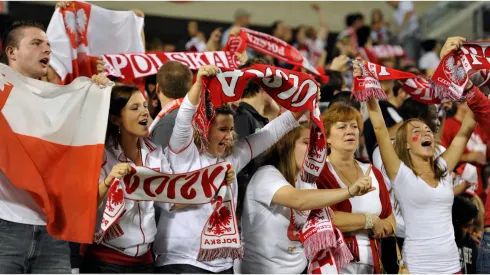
[0,20,110,274]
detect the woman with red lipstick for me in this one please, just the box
[316,103,395,274]
[354,52,477,272]
[153,65,307,274]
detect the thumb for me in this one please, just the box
[365,165,372,177]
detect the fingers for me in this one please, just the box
[365,165,372,177]
[225,167,235,185]
[198,65,219,78]
[91,73,111,86]
[56,1,71,9]
[96,58,105,74]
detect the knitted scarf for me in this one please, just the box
[223,27,320,76]
[353,42,490,104]
[194,64,326,184]
[97,162,244,261]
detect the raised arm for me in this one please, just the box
[353,62,401,180]
[366,98,401,181]
[466,85,490,140]
[441,111,477,172]
[168,65,219,153]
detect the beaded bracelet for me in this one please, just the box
[364,213,373,229]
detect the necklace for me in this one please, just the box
[330,160,359,186]
[136,140,143,166]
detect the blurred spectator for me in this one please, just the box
[294,4,329,67]
[185,20,206,52]
[357,25,373,48]
[419,39,441,76]
[387,1,420,61]
[370,9,391,44]
[221,8,254,57]
[453,195,479,274]
[441,102,490,203]
[271,20,287,40]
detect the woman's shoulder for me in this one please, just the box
[250,165,284,185]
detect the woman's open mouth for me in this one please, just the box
[138,119,148,126]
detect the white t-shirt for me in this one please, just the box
[419,52,440,71]
[393,1,419,39]
[0,170,47,225]
[392,158,460,273]
[327,158,382,266]
[234,166,310,274]
[154,95,299,272]
[371,143,447,238]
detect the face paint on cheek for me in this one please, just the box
[412,134,421,142]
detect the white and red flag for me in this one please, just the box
[0,63,112,243]
[46,1,144,84]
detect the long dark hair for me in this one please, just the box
[106,85,140,149]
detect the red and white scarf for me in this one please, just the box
[223,28,320,76]
[148,98,184,134]
[301,209,353,274]
[97,162,243,261]
[102,51,240,81]
[194,64,326,184]
[360,45,407,64]
[353,42,490,104]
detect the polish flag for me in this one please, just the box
[0,63,111,243]
[47,1,144,85]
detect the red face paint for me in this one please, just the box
[412,134,421,142]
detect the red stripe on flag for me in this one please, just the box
[0,109,102,242]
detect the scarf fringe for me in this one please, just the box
[303,228,336,260]
[334,242,354,269]
[197,247,244,262]
[300,170,319,184]
[352,87,387,102]
[430,80,462,102]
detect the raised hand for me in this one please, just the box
[348,165,376,196]
[440,36,466,60]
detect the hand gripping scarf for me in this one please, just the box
[353,42,490,104]
[193,64,326,184]
[97,162,244,261]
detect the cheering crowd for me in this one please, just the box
[1,1,490,274]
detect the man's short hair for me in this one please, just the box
[156,61,192,99]
[239,57,271,99]
[0,20,46,65]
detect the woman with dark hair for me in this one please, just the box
[354,60,476,272]
[235,122,374,273]
[79,85,169,273]
[153,65,307,274]
[317,103,395,274]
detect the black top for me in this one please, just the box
[457,233,478,274]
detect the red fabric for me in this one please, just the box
[441,117,489,201]
[83,244,153,266]
[465,86,490,226]
[223,28,320,76]
[353,56,467,104]
[316,159,392,273]
[102,51,239,81]
[196,64,326,184]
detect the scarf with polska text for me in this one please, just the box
[194,64,326,184]
[96,162,244,262]
[223,28,320,76]
[353,42,490,104]
[102,51,240,81]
